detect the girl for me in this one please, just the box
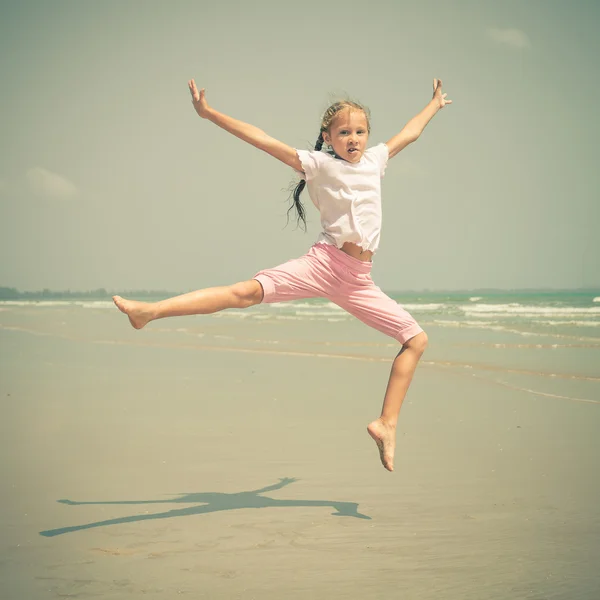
[114,78,452,472]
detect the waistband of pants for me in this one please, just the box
[313,242,373,273]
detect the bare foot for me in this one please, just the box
[367,418,396,471]
[112,296,155,329]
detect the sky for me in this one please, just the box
[1,0,599,292]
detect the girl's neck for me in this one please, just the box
[329,150,350,163]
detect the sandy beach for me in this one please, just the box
[1,301,599,599]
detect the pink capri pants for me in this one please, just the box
[253,242,423,344]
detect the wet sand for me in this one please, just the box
[1,305,599,599]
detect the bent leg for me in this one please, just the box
[380,332,429,425]
[367,331,428,471]
[330,278,426,472]
[113,279,264,329]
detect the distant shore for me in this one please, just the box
[1,285,599,301]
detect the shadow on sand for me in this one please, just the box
[40,477,371,537]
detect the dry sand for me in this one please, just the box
[1,307,599,599]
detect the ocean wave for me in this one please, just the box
[76,301,115,309]
[463,312,600,322]
[212,311,250,319]
[35,301,73,307]
[295,310,350,317]
[0,300,67,306]
[469,297,482,302]
[433,319,495,327]
[462,303,600,317]
[0,299,114,309]
[538,320,600,327]
[401,303,445,311]
[430,319,600,341]
[270,301,343,311]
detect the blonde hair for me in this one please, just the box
[319,100,371,138]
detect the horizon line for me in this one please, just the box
[1,285,599,297]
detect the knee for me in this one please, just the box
[230,280,264,308]
[404,331,428,355]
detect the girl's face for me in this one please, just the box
[322,109,369,163]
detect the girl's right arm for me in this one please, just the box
[188,79,303,173]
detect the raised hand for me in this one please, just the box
[188,79,211,118]
[432,78,452,109]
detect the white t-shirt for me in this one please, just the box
[294,143,389,254]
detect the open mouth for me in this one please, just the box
[348,148,359,154]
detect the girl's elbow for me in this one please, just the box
[406,130,420,144]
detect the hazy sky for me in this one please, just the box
[1,0,598,292]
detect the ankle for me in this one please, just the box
[143,301,159,320]
[378,416,397,429]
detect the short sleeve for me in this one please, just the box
[367,143,389,177]
[293,149,325,181]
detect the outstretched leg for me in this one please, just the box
[113,279,264,329]
[367,331,428,472]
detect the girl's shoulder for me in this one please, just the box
[294,148,335,180]
[363,143,389,177]
[364,143,389,159]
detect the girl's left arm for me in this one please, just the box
[386,78,452,159]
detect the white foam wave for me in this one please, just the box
[594,297,600,303]
[36,301,73,306]
[539,320,600,327]
[271,301,345,311]
[295,310,349,317]
[401,303,445,312]
[434,319,495,328]
[463,304,600,317]
[76,301,114,309]
[469,297,482,302]
[0,300,70,306]
[325,302,345,311]
[0,299,114,309]
[212,311,250,319]
[431,319,577,338]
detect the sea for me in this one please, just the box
[1,289,599,405]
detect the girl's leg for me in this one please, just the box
[367,332,428,472]
[314,247,427,472]
[113,279,264,329]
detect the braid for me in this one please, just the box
[286,132,323,231]
[315,131,324,151]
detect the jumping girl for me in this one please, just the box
[113,78,452,471]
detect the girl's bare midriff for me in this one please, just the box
[341,242,373,262]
